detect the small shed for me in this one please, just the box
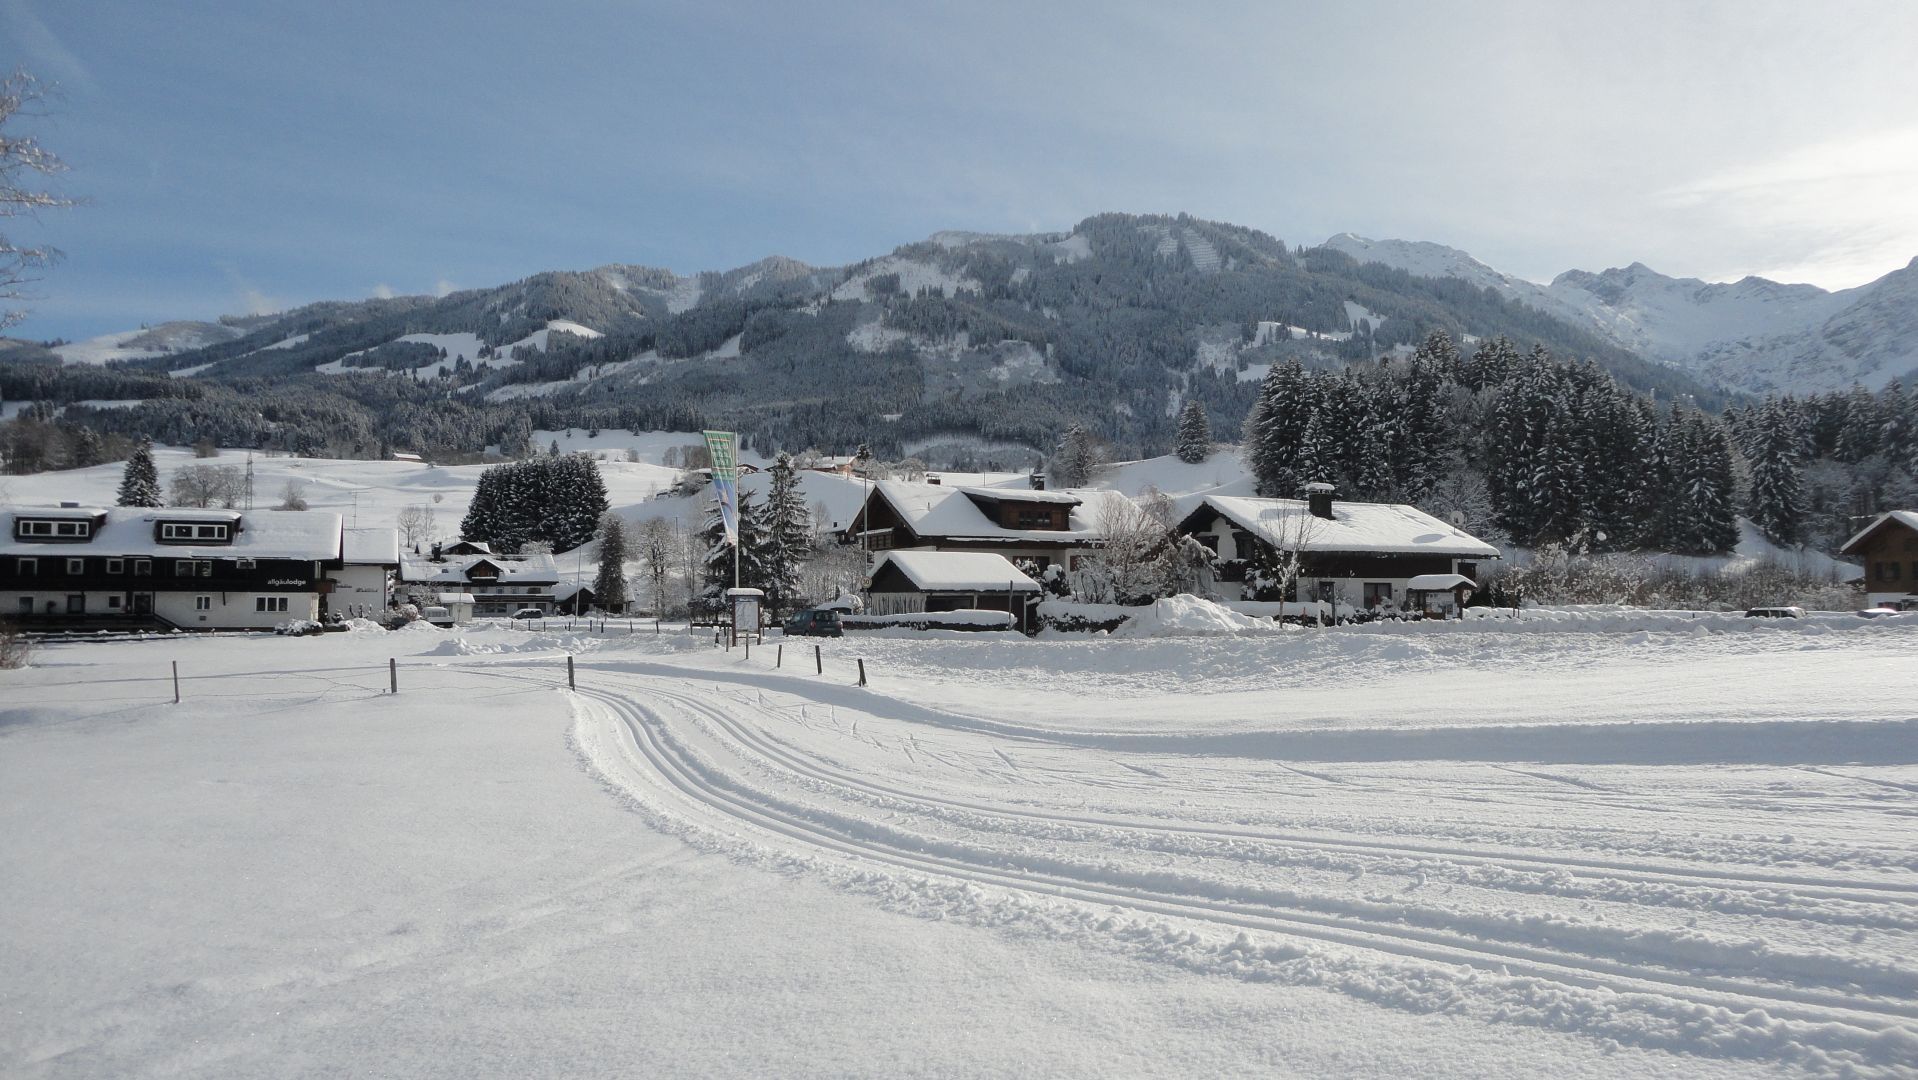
[1405,573,1476,619]
[435,591,476,624]
[867,551,1041,632]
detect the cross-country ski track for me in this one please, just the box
[444,649,1918,1078]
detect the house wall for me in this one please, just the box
[1854,521,1918,606]
[331,565,391,616]
[1,553,327,629]
[1186,515,1479,611]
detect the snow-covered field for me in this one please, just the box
[4,615,1914,1077]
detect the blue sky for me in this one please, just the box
[6,0,1917,341]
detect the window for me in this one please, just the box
[108,595,122,609]
[175,560,193,576]
[16,520,51,537]
[12,518,88,539]
[255,596,289,613]
[199,561,212,577]
[17,597,31,615]
[196,596,212,611]
[133,559,152,576]
[107,558,124,574]
[18,557,37,575]
[1364,582,1394,608]
[160,522,229,542]
[235,558,256,570]
[1884,562,1903,582]
[66,558,85,575]
[55,521,87,538]
[1014,508,1057,529]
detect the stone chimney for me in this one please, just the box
[1303,482,1337,520]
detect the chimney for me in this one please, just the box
[926,476,941,485]
[1029,472,1047,491]
[1303,482,1337,520]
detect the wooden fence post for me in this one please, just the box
[776,643,783,668]
[814,645,822,674]
[567,655,575,690]
[856,658,867,687]
[389,657,397,695]
[171,661,180,704]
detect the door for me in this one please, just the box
[15,596,30,616]
[66,594,86,614]
[131,593,153,615]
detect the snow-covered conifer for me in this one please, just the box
[1174,400,1210,464]
[115,436,163,507]
[593,512,628,613]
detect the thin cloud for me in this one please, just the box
[370,283,397,299]
[433,278,457,298]
[0,0,98,94]
[1657,126,1918,288]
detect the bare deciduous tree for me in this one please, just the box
[396,503,436,547]
[2,70,79,328]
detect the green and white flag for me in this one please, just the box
[702,430,739,546]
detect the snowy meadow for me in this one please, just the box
[3,611,1915,1078]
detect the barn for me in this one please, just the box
[865,551,1042,632]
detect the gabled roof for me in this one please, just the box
[1839,510,1918,556]
[398,551,559,584]
[864,480,1104,545]
[1182,495,1500,559]
[0,505,344,560]
[955,485,1082,506]
[873,550,1040,592]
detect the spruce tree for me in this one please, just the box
[593,512,628,613]
[1174,400,1211,464]
[760,453,812,613]
[1746,399,1807,547]
[1243,360,1310,497]
[115,437,163,507]
[1051,425,1098,488]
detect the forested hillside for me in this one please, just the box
[1,213,1731,471]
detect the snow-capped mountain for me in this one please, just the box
[1322,234,1918,395]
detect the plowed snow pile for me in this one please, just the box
[1109,594,1278,637]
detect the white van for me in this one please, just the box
[422,606,454,628]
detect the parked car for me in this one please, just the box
[782,608,843,637]
[1856,607,1908,619]
[1744,606,1805,618]
[511,608,545,620]
[421,605,455,628]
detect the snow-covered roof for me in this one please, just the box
[341,527,400,566]
[399,552,559,584]
[0,505,344,560]
[868,480,1104,544]
[1839,510,1918,555]
[954,485,1081,505]
[1184,495,1500,559]
[436,592,475,604]
[1406,573,1477,591]
[553,581,591,601]
[873,550,1040,592]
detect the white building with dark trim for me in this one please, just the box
[1175,486,1500,614]
[1,505,348,630]
[399,548,560,617]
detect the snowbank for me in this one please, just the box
[842,610,1016,632]
[1109,595,1280,638]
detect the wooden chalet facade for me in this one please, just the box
[0,505,350,630]
[399,550,560,617]
[840,480,1105,570]
[1176,486,1500,615]
[1840,510,1918,608]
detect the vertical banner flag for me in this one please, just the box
[702,430,739,546]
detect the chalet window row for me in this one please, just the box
[9,556,261,575]
[255,596,289,613]
[14,519,91,539]
[159,523,231,542]
[1876,561,1911,582]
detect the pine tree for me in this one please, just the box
[759,453,812,613]
[700,491,771,598]
[1051,425,1098,488]
[1174,400,1211,463]
[1835,385,1881,464]
[116,436,163,507]
[70,427,104,468]
[1665,408,1741,554]
[1746,399,1806,546]
[593,512,628,613]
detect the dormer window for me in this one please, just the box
[14,518,91,541]
[159,522,231,543]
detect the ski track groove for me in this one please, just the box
[564,671,1918,1037]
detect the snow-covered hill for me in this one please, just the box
[51,321,248,365]
[1324,234,1918,395]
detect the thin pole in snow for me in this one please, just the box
[567,654,575,690]
[389,657,397,695]
[171,661,180,704]
[856,658,867,687]
[776,643,783,668]
[814,644,822,674]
